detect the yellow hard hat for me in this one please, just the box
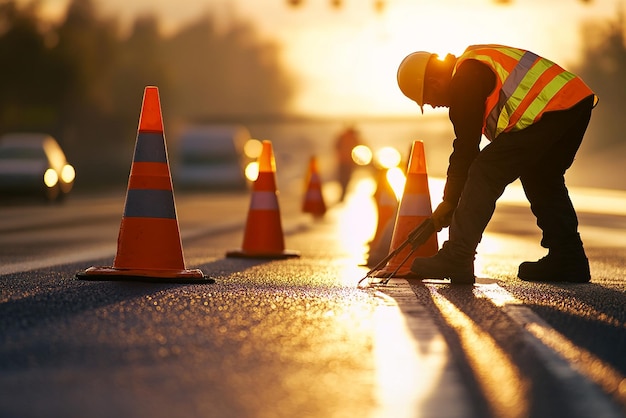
[397,52,433,113]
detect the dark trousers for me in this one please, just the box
[448,95,595,258]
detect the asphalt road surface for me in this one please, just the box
[0,177,625,418]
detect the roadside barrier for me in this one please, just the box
[226,140,300,259]
[76,86,211,283]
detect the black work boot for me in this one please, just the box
[518,247,590,283]
[410,243,475,285]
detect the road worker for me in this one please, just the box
[334,124,362,201]
[397,44,598,284]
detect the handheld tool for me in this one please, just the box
[358,217,435,287]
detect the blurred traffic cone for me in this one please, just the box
[367,168,398,266]
[369,168,398,249]
[227,140,300,259]
[302,155,327,218]
[373,140,438,278]
[77,86,211,283]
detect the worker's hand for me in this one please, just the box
[432,201,455,231]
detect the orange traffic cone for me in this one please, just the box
[77,86,211,283]
[373,140,438,278]
[369,168,398,249]
[226,140,300,259]
[302,155,327,218]
[367,168,399,266]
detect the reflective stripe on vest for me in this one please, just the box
[454,45,594,140]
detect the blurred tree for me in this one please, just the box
[111,14,171,136]
[51,0,129,185]
[574,13,626,151]
[0,0,295,188]
[165,14,295,121]
[55,0,120,132]
[165,15,227,119]
[0,1,69,132]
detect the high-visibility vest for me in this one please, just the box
[453,44,596,141]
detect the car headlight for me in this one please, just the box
[44,168,59,188]
[61,164,75,183]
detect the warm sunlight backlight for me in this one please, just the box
[375,147,402,169]
[386,167,406,201]
[373,295,448,418]
[336,176,377,263]
[244,139,263,159]
[245,161,259,181]
[428,285,529,418]
[351,145,372,166]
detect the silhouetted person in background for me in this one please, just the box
[397,44,598,284]
[335,125,361,201]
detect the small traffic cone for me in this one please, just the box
[77,86,211,283]
[302,155,327,218]
[373,140,438,278]
[226,140,300,259]
[367,168,398,266]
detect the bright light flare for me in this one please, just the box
[351,145,372,166]
[375,146,402,169]
[386,167,406,201]
[43,168,58,188]
[243,139,263,159]
[61,164,75,183]
[245,161,259,182]
[336,176,377,260]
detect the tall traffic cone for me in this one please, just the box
[367,168,399,266]
[373,140,438,278]
[226,140,300,259]
[77,86,211,283]
[302,155,327,218]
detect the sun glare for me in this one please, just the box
[351,145,373,166]
[270,1,497,116]
[337,176,378,260]
[258,0,595,117]
[374,146,402,169]
[386,167,406,201]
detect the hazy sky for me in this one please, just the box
[28,0,622,116]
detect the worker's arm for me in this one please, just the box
[443,60,495,207]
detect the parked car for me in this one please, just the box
[172,125,249,191]
[0,133,75,202]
